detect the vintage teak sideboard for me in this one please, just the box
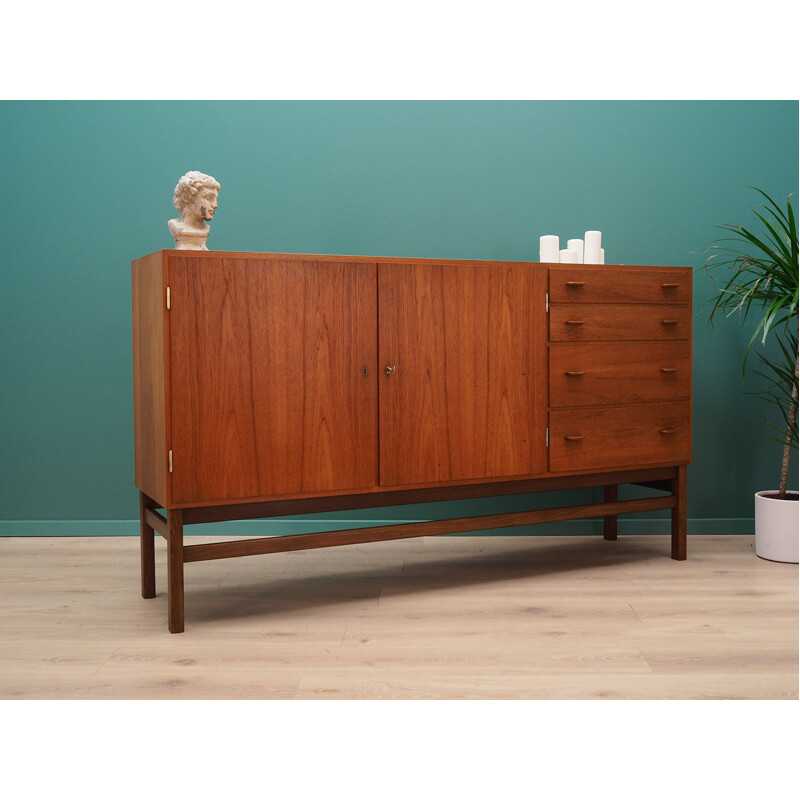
[132,251,692,632]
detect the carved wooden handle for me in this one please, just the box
[659,428,677,435]
[565,320,585,326]
[661,319,679,325]
[659,367,678,373]
[565,281,586,287]
[661,283,679,289]
[564,435,585,442]
[564,371,585,377]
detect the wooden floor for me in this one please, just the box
[0,533,796,699]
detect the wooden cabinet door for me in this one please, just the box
[379,261,546,486]
[169,256,377,505]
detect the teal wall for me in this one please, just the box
[1,100,797,535]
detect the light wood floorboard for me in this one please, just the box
[0,534,796,699]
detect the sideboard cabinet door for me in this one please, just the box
[378,261,546,486]
[169,257,377,504]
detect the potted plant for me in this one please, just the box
[705,187,798,563]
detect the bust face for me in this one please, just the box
[189,187,218,221]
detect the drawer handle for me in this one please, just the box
[564,370,585,377]
[661,319,679,325]
[565,281,586,287]
[659,428,677,435]
[659,367,678,373]
[385,365,397,375]
[661,283,680,289]
[565,320,585,326]
[564,435,585,442]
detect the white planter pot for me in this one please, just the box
[754,490,799,563]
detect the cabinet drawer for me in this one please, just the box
[549,402,691,472]
[550,342,691,407]
[549,304,690,341]
[549,266,691,304]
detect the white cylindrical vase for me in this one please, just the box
[584,230,602,264]
[566,238,584,263]
[754,490,799,563]
[559,249,579,263]
[539,235,560,263]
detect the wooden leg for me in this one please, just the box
[603,485,618,540]
[671,465,687,560]
[168,508,185,633]
[140,492,156,599]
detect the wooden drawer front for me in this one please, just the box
[549,402,691,472]
[550,304,690,342]
[549,266,691,304]
[550,342,691,407]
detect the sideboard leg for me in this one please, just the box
[603,485,618,540]
[140,492,156,599]
[671,465,687,560]
[167,508,185,633]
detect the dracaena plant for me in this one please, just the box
[705,187,799,499]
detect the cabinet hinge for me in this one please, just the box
[168,450,173,474]
[166,286,171,310]
[545,292,549,313]
[546,428,550,448]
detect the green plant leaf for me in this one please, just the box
[703,187,799,479]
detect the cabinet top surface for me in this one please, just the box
[134,250,691,271]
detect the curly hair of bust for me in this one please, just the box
[173,171,220,211]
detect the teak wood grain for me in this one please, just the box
[549,402,691,473]
[549,341,691,407]
[549,265,692,304]
[181,495,676,563]
[131,251,693,632]
[131,251,168,506]
[139,493,156,599]
[168,257,378,505]
[378,261,546,486]
[549,304,691,342]
[179,467,678,523]
[671,464,688,560]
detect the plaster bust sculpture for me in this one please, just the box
[168,171,220,250]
